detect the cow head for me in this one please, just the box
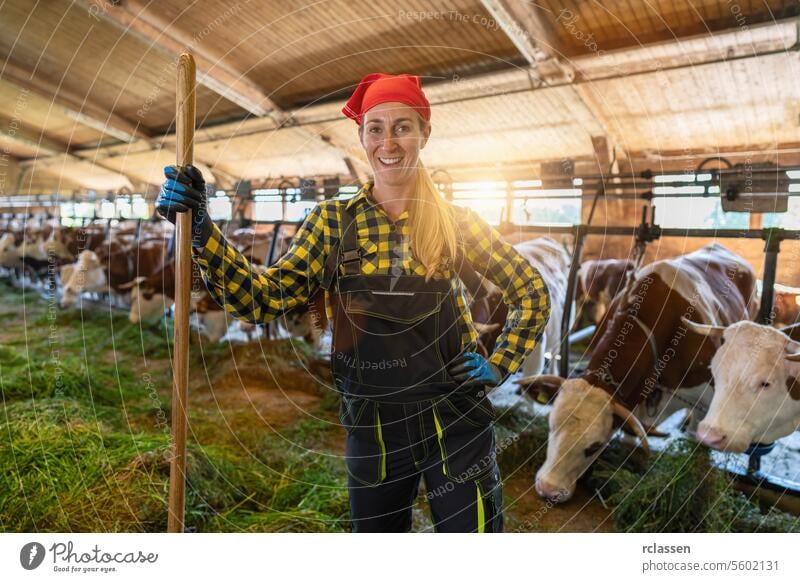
[41,230,73,261]
[682,317,800,452]
[121,277,172,324]
[61,250,105,306]
[0,233,20,267]
[515,374,649,503]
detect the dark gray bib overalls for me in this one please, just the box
[320,202,503,532]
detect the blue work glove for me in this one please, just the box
[447,351,503,396]
[156,164,214,247]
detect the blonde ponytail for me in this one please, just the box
[408,163,458,281]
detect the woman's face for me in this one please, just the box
[359,102,431,187]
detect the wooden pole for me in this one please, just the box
[167,53,195,533]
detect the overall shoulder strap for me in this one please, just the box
[453,246,487,301]
[321,202,359,290]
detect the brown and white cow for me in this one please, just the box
[0,232,22,270]
[121,255,204,324]
[681,318,800,452]
[576,258,635,325]
[123,254,240,343]
[768,283,800,329]
[226,227,293,266]
[61,238,168,307]
[471,237,570,376]
[517,243,757,503]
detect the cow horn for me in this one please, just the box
[119,276,146,290]
[643,424,670,438]
[680,316,725,339]
[514,374,564,403]
[473,321,501,334]
[611,400,651,455]
[778,322,800,334]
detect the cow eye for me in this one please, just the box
[760,381,771,389]
[584,441,604,457]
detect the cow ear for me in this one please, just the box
[786,376,800,401]
[583,441,605,458]
[514,374,564,404]
[785,341,800,362]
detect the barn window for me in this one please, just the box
[98,200,115,219]
[650,175,749,229]
[451,181,508,224]
[509,180,582,226]
[763,195,800,229]
[207,190,232,220]
[253,189,315,222]
[449,180,582,226]
[130,195,148,219]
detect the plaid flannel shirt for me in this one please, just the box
[192,183,551,378]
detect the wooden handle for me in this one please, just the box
[167,52,195,533]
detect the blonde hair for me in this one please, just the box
[408,163,458,281]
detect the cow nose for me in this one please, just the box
[535,476,572,503]
[696,424,727,448]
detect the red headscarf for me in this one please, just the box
[342,73,431,125]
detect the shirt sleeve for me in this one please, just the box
[457,206,551,378]
[191,203,327,324]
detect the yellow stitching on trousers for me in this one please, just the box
[432,407,447,476]
[376,407,387,481]
[476,481,485,533]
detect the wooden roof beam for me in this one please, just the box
[80,0,282,119]
[480,0,622,156]
[77,0,367,179]
[479,0,575,84]
[0,59,149,143]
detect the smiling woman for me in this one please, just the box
[155,71,552,533]
[346,73,457,281]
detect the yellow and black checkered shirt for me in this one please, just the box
[193,183,551,378]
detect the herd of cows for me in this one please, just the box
[0,217,295,342]
[2,215,800,504]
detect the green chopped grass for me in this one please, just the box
[0,398,349,532]
[589,438,800,533]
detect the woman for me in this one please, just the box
[156,72,551,533]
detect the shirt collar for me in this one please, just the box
[345,182,409,222]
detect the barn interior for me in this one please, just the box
[1,0,799,534]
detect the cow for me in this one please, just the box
[681,318,800,452]
[226,227,293,266]
[576,258,635,326]
[61,238,168,307]
[49,226,108,258]
[0,227,58,282]
[122,253,242,343]
[0,232,22,270]
[768,283,800,328]
[121,255,203,324]
[192,290,233,342]
[471,237,570,375]
[516,243,757,503]
[279,289,328,349]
